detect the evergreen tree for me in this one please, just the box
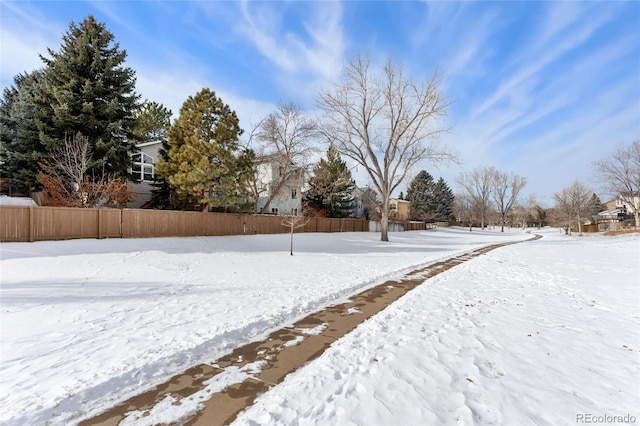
[0,71,47,193]
[587,192,604,217]
[36,15,140,180]
[133,101,172,143]
[155,88,254,212]
[133,101,173,208]
[432,177,455,221]
[406,170,436,221]
[306,145,356,218]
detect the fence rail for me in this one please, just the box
[0,206,372,242]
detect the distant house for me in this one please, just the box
[254,155,304,216]
[615,191,639,215]
[129,140,162,208]
[352,186,378,219]
[388,198,410,221]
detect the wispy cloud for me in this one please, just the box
[234,1,345,93]
[87,0,138,34]
[471,3,616,120]
[1,0,637,202]
[0,27,47,83]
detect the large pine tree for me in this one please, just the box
[36,15,139,180]
[0,71,47,193]
[306,145,355,218]
[406,170,435,221]
[155,88,254,212]
[432,177,455,221]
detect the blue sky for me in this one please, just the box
[1,1,638,205]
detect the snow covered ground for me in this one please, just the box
[0,227,637,425]
[0,195,37,206]
[236,229,640,426]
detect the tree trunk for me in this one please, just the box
[381,197,390,242]
[634,210,639,228]
[290,219,294,255]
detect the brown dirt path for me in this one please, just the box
[81,234,541,426]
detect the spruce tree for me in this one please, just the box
[406,170,435,221]
[36,15,139,180]
[155,88,254,212]
[0,71,47,193]
[432,177,455,221]
[306,145,355,218]
[587,193,604,217]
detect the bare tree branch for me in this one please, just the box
[492,170,527,232]
[317,54,456,241]
[553,181,592,235]
[252,102,319,214]
[457,167,495,229]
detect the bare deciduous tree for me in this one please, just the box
[492,171,527,232]
[317,54,454,241]
[553,181,592,236]
[457,167,495,229]
[38,133,134,208]
[54,133,91,191]
[595,140,640,227]
[252,102,318,214]
[453,193,480,231]
[280,167,310,255]
[525,194,545,229]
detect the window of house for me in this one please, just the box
[271,208,278,215]
[132,152,154,181]
[291,189,297,199]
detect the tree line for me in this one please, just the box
[1,15,457,241]
[449,138,640,234]
[3,15,636,241]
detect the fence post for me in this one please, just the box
[98,208,102,239]
[29,206,34,242]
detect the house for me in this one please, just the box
[592,207,626,231]
[254,155,304,216]
[129,140,162,208]
[388,198,410,221]
[615,191,639,215]
[595,192,639,230]
[352,186,378,219]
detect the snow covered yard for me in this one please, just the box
[235,230,640,426]
[0,227,637,425]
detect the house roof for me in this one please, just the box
[255,154,291,165]
[136,140,163,148]
[594,207,626,220]
[389,198,410,205]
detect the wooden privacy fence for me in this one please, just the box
[0,206,370,242]
[368,220,438,232]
